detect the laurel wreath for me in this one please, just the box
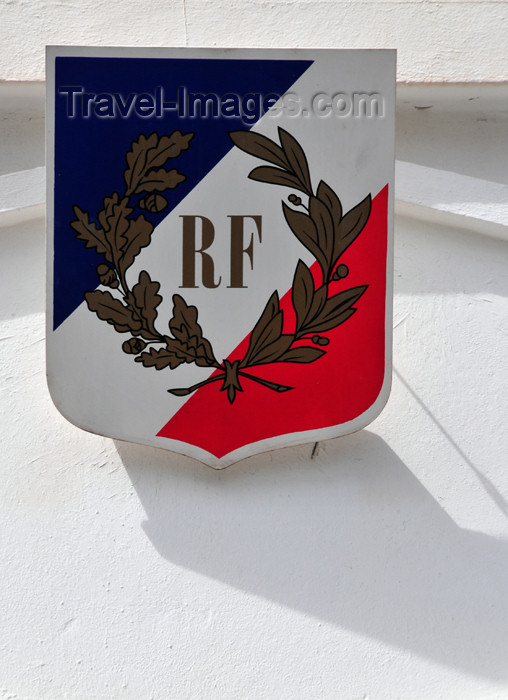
[71,127,371,404]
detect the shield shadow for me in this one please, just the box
[116,429,508,680]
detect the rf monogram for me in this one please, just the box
[180,214,263,288]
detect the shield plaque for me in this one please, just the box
[46,47,395,467]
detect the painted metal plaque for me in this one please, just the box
[46,47,395,468]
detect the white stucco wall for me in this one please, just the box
[1,0,508,83]
[1,2,508,698]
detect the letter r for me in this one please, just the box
[180,216,221,288]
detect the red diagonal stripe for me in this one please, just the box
[157,184,389,459]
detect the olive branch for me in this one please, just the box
[72,128,371,404]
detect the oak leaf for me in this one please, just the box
[132,271,162,336]
[169,295,218,367]
[71,206,113,263]
[119,215,154,273]
[135,168,186,194]
[84,289,142,334]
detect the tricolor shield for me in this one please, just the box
[46,47,395,468]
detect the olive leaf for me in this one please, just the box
[246,335,294,367]
[229,130,289,169]
[278,127,312,195]
[333,194,371,265]
[71,206,113,263]
[309,195,334,270]
[230,128,312,195]
[303,286,367,335]
[292,260,314,330]
[249,166,305,192]
[324,285,368,313]
[297,286,328,335]
[304,308,356,335]
[282,203,328,277]
[240,292,282,367]
[278,346,325,363]
[238,290,296,367]
[316,181,342,226]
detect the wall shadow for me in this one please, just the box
[394,214,508,298]
[117,431,508,680]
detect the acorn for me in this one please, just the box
[122,338,147,355]
[139,193,168,213]
[97,263,119,288]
